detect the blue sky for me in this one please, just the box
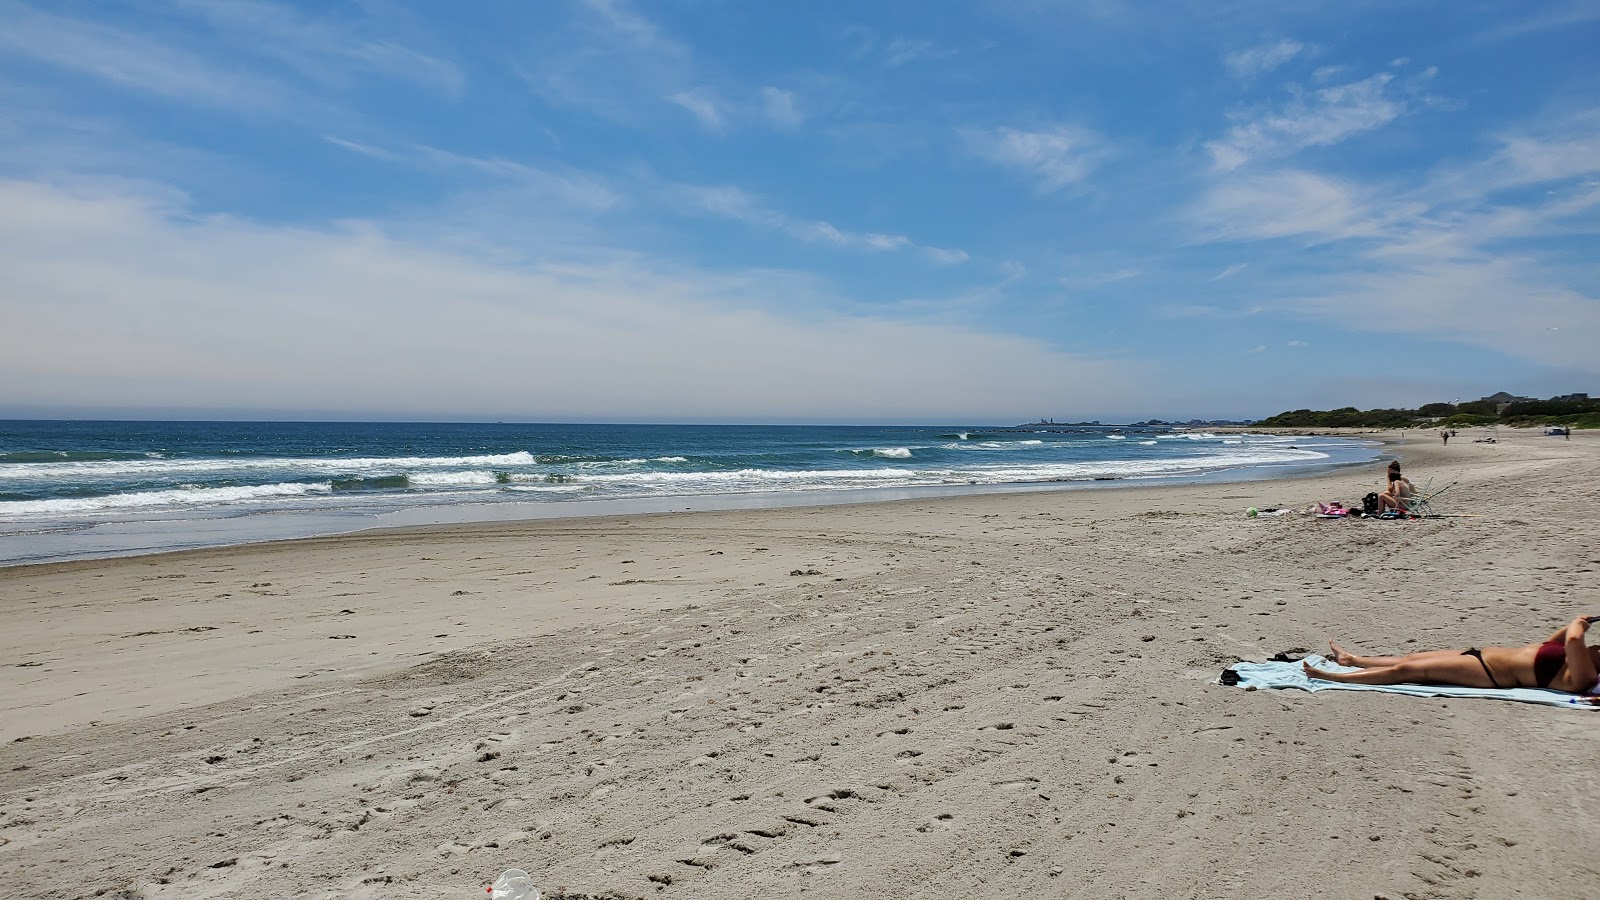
[1,1,1596,423]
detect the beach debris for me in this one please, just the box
[487,868,540,899]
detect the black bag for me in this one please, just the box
[1362,492,1380,515]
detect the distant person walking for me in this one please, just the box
[1441,430,1450,446]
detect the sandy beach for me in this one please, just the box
[2,429,1597,899]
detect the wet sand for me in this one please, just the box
[2,429,1597,898]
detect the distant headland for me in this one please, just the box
[1256,390,1595,430]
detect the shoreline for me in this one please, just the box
[2,429,1596,897]
[1,433,1379,569]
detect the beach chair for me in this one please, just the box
[1400,480,1455,518]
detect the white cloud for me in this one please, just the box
[1298,260,1599,369]
[669,89,723,130]
[173,0,464,96]
[1060,268,1140,289]
[1191,169,1394,243]
[882,37,958,68]
[1223,38,1304,78]
[0,178,1134,420]
[1210,263,1248,281]
[0,6,283,110]
[1467,4,1600,46]
[670,182,963,262]
[761,87,803,128]
[968,125,1107,191]
[1206,72,1404,171]
[323,138,622,214]
[924,247,970,265]
[517,0,694,125]
[322,135,399,162]
[1192,114,1600,373]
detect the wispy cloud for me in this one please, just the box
[1223,38,1304,78]
[173,0,464,96]
[967,125,1107,191]
[1210,263,1248,281]
[1206,72,1405,171]
[1191,169,1396,243]
[837,27,962,69]
[1467,3,1600,46]
[325,137,621,213]
[924,247,971,265]
[322,135,399,162]
[673,183,963,261]
[882,37,959,68]
[580,0,675,50]
[669,89,724,130]
[761,87,804,128]
[517,0,693,124]
[0,6,283,110]
[1192,112,1600,371]
[1060,268,1140,289]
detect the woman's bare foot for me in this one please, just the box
[1303,660,1346,682]
[1328,640,1357,666]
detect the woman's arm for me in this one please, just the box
[1563,616,1597,693]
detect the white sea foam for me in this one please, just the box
[503,483,595,494]
[501,444,1330,495]
[1106,434,1127,440]
[408,471,500,486]
[872,447,913,458]
[950,440,1044,451]
[0,482,330,517]
[0,451,542,481]
[1139,440,1157,445]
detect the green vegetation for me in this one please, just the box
[1257,394,1600,429]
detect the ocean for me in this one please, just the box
[0,421,1376,565]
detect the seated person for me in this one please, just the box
[1304,615,1600,697]
[1376,461,1413,513]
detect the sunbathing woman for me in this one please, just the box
[1305,615,1600,696]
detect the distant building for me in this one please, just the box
[1552,392,1590,403]
[1480,390,1534,414]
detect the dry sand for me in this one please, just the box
[2,429,1598,899]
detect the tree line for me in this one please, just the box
[1257,395,1599,429]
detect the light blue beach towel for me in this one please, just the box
[1225,654,1600,710]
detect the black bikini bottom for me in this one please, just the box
[1462,648,1502,689]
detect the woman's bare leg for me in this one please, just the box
[1328,640,1463,668]
[1304,655,1498,689]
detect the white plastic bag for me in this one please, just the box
[488,869,540,900]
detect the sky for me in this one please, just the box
[0,1,1597,424]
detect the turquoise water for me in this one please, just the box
[0,421,1375,564]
